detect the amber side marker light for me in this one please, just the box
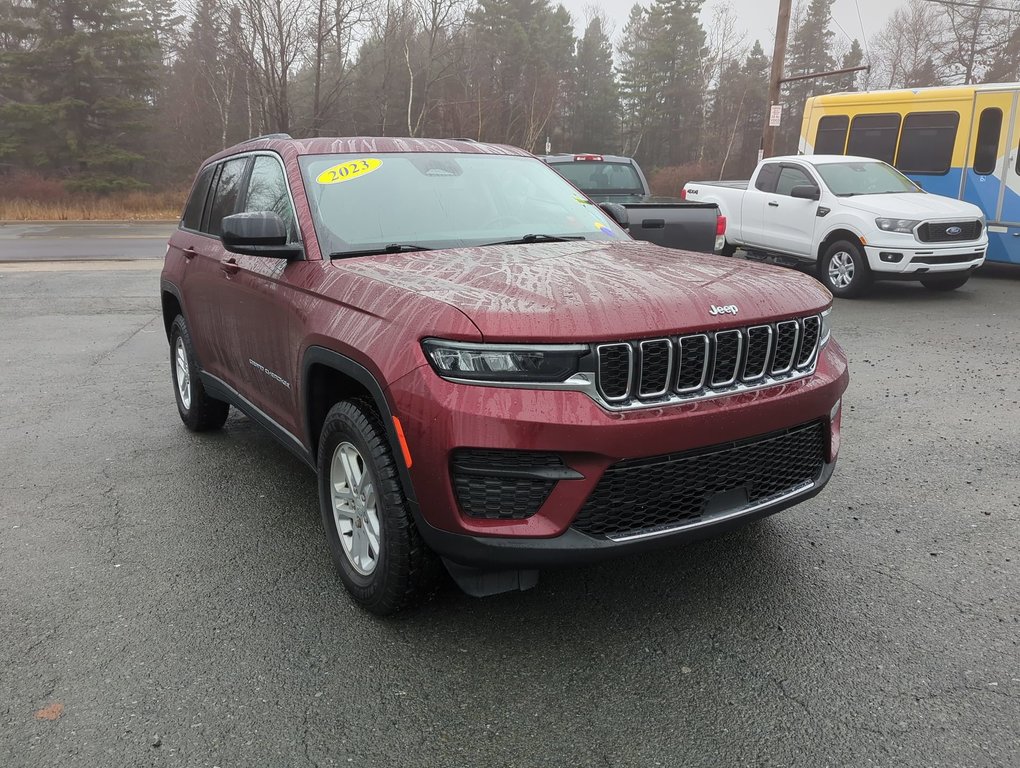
[392,416,413,469]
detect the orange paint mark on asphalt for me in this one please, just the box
[34,702,64,721]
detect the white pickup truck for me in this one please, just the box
[683,155,988,297]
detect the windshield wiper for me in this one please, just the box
[484,234,586,246]
[330,244,432,259]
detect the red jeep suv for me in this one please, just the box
[161,135,849,614]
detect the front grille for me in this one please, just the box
[573,421,827,538]
[594,315,822,408]
[450,449,566,520]
[917,220,982,243]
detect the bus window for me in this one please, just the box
[973,108,1003,175]
[847,114,901,165]
[896,112,959,175]
[815,115,849,154]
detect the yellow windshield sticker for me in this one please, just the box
[316,158,382,185]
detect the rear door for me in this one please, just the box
[179,155,251,386]
[963,90,1015,223]
[738,163,779,247]
[760,164,820,258]
[999,92,1020,233]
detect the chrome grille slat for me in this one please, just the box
[593,315,823,411]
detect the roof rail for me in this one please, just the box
[244,132,292,143]
[447,137,478,143]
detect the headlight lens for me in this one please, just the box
[422,339,587,383]
[876,217,920,234]
[820,308,832,347]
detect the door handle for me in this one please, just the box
[183,246,199,260]
[642,219,665,229]
[768,201,780,208]
[220,256,240,275]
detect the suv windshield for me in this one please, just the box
[299,152,624,256]
[814,160,922,197]
[548,161,644,196]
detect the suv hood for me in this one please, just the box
[839,192,983,220]
[336,241,830,342]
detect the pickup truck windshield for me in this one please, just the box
[550,161,644,196]
[299,153,624,256]
[814,161,921,197]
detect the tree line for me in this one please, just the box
[1,0,1019,194]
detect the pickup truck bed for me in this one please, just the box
[541,154,723,254]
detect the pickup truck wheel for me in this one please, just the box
[820,241,871,298]
[920,274,970,291]
[169,315,229,432]
[317,400,438,615]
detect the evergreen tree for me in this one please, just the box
[778,0,834,153]
[0,0,159,190]
[835,39,863,92]
[570,16,620,152]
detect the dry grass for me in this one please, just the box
[0,173,183,220]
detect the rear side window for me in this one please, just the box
[550,161,644,195]
[847,114,901,165]
[755,163,781,192]
[206,157,249,236]
[775,166,814,196]
[181,166,214,231]
[974,108,1002,175]
[896,112,959,175]
[243,155,298,240]
[815,115,849,155]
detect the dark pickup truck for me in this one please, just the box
[541,153,724,254]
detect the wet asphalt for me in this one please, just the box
[0,257,1018,767]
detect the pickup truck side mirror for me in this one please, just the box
[599,202,630,230]
[221,212,303,259]
[790,185,821,201]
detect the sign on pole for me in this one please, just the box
[769,105,783,128]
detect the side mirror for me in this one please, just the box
[790,185,821,201]
[221,212,302,259]
[599,202,630,230]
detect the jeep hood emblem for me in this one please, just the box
[709,304,739,316]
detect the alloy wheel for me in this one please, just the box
[329,441,381,576]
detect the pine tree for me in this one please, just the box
[0,0,160,190]
[778,0,834,153]
[835,39,863,92]
[570,16,620,153]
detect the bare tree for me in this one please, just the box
[405,0,465,136]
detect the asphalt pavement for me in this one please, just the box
[0,254,1018,767]
[0,221,175,261]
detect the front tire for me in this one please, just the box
[169,315,229,432]
[920,273,970,291]
[317,400,437,615]
[820,240,871,298]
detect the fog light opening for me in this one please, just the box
[879,252,904,263]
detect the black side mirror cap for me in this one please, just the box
[790,185,821,201]
[599,202,630,229]
[221,212,303,259]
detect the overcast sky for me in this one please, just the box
[559,0,907,53]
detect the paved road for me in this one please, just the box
[0,222,175,261]
[1,260,1018,767]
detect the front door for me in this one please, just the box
[762,164,818,258]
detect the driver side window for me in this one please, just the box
[775,166,814,197]
[243,155,298,242]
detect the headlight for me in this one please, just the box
[820,308,832,347]
[875,217,920,234]
[422,339,587,383]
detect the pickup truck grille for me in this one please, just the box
[573,421,827,539]
[594,315,822,409]
[917,220,982,243]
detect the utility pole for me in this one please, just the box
[762,0,793,160]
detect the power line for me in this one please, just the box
[917,0,1019,12]
[853,0,871,62]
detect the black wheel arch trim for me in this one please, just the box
[160,279,187,341]
[301,346,420,508]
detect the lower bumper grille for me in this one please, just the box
[911,251,984,265]
[572,421,827,538]
[451,449,573,520]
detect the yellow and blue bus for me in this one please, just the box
[800,84,1020,265]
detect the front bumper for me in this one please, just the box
[865,241,987,275]
[388,340,849,568]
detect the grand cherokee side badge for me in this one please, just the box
[709,304,739,316]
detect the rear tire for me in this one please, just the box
[820,240,871,299]
[920,273,970,291]
[317,399,438,615]
[169,315,229,432]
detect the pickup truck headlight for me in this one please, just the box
[875,217,920,234]
[422,339,587,383]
